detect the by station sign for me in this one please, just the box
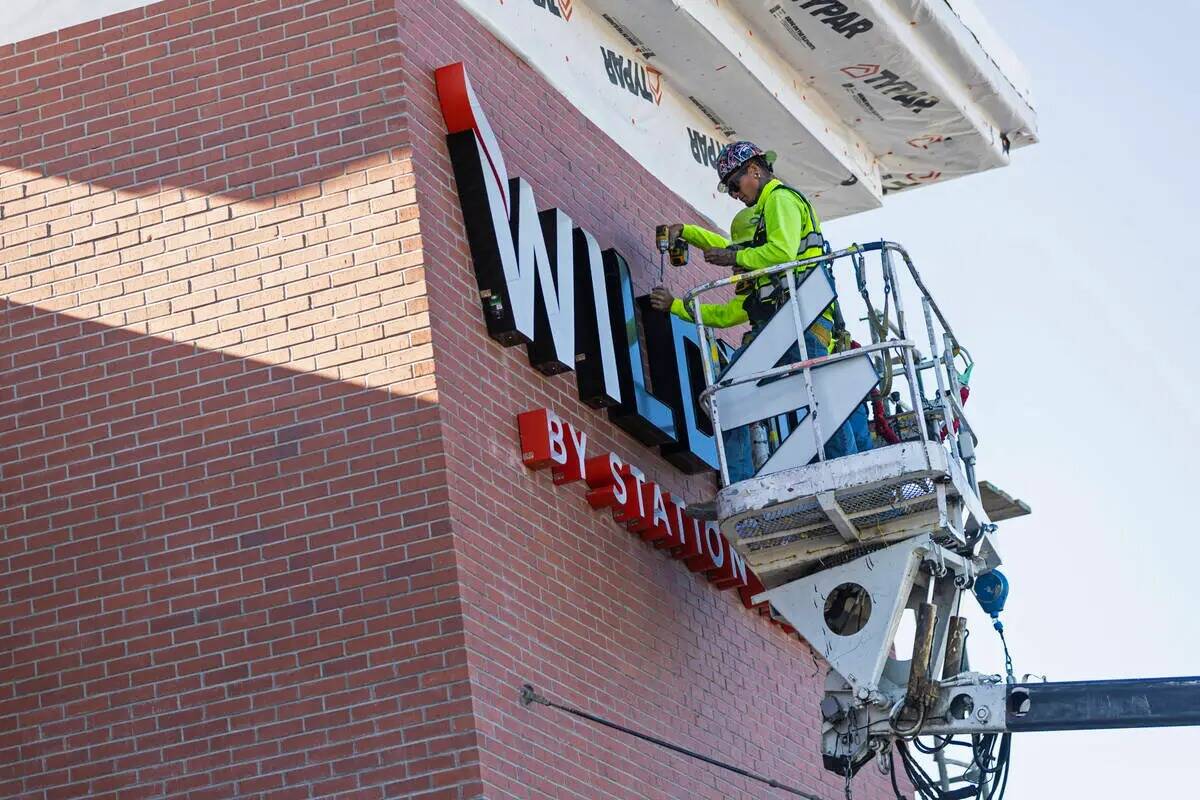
[517,408,783,616]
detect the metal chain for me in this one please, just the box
[998,625,1015,684]
[840,707,857,800]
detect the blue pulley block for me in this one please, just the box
[974,569,1009,619]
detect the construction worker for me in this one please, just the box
[706,141,840,354]
[652,141,868,501]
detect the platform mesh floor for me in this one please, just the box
[734,477,938,552]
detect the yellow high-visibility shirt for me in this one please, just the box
[734,179,825,273]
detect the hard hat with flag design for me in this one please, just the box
[715,140,777,193]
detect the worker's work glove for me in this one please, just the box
[667,224,684,242]
[732,264,752,295]
[648,287,674,312]
[704,248,738,267]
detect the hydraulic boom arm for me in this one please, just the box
[1005,676,1200,733]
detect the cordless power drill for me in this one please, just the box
[654,225,688,282]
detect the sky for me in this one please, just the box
[824,1,1200,795]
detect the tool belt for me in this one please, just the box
[743,277,791,329]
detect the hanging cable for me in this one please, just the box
[890,747,908,799]
[892,725,1012,800]
[855,248,895,397]
[518,684,824,799]
[911,735,952,755]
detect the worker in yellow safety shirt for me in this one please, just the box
[650,141,837,343]
[650,141,870,501]
[649,204,769,492]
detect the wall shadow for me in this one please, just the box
[0,295,485,800]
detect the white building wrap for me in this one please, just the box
[455,0,753,229]
[457,0,1038,221]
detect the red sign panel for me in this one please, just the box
[519,408,785,620]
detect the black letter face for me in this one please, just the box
[641,299,719,474]
[573,228,621,409]
[602,249,676,447]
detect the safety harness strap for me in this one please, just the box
[744,183,828,327]
[799,230,826,253]
[750,183,825,257]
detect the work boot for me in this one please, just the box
[686,499,719,521]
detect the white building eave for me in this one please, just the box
[592,0,1039,211]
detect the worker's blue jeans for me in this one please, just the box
[724,424,755,484]
[849,402,872,453]
[724,325,871,483]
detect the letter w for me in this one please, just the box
[508,180,575,375]
[438,62,622,394]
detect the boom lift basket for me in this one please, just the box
[684,242,1024,588]
[723,440,984,588]
[677,242,1195,793]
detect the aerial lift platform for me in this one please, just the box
[682,242,1200,798]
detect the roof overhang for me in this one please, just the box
[587,0,1037,217]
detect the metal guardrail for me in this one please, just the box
[682,241,978,489]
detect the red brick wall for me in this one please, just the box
[3,1,910,798]
[400,2,904,799]
[1,2,482,799]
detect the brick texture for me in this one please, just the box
[2,2,480,799]
[3,1,910,799]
